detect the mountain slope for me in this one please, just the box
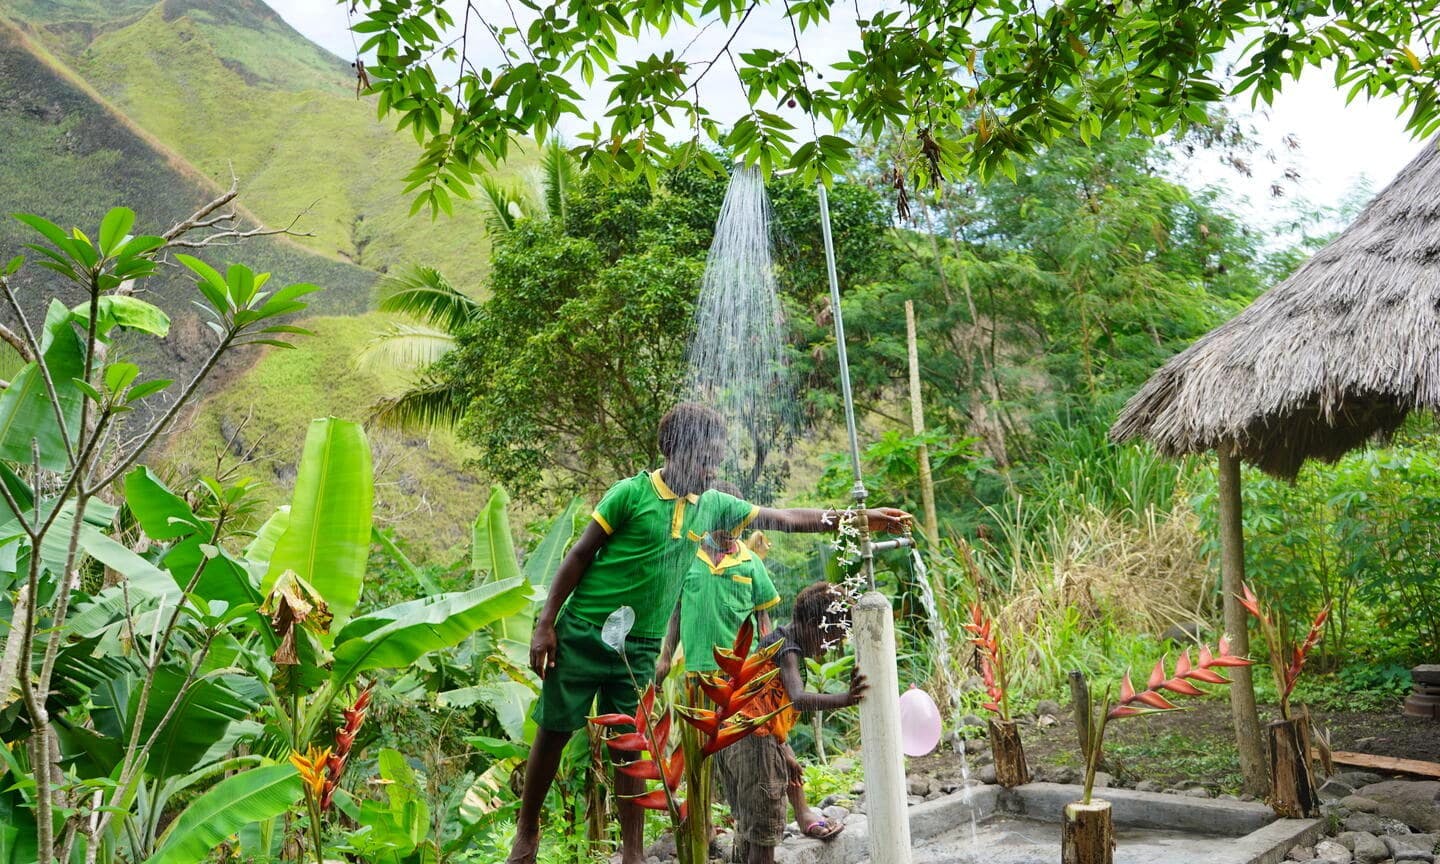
[0,0,528,556]
[20,0,517,291]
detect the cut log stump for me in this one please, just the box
[1269,717,1319,818]
[1062,799,1114,864]
[989,718,1030,788]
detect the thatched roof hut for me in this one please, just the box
[1110,136,1440,478]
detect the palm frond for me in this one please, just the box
[370,377,464,431]
[480,176,527,234]
[355,324,457,373]
[375,266,479,332]
[541,138,574,226]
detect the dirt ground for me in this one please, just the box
[907,697,1439,793]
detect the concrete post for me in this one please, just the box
[853,590,913,864]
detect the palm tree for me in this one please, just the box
[360,140,576,430]
[358,265,479,429]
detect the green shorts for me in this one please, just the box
[531,610,663,733]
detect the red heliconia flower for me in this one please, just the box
[320,680,373,810]
[592,616,794,826]
[1283,605,1330,698]
[964,602,1010,720]
[1107,642,1252,720]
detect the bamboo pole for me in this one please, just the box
[1217,447,1269,798]
[905,300,940,547]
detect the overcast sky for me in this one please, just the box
[266,0,1425,232]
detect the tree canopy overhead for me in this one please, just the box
[351,0,1438,213]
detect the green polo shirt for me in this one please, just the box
[679,539,780,673]
[566,471,758,639]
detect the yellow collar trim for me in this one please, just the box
[694,542,752,574]
[650,470,698,504]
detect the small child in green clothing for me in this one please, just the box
[658,481,779,681]
[505,403,910,864]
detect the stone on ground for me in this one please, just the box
[1356,781,1440,833]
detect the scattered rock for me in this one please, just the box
[1345,796,1383,814]
[1036,714,1058,728]
[907,795,924,807]
[1330,829,1388,864]
[818,794,838,809]
[1219,793,1243,801]
[960,714,985,731]
[1383,833,1437,863]
[978,765,997,785]
[1351,832,1392,864]
[1381,818,1416,836]
[1135,780,1163,793]
[642,833,677,860]
[850,782,866,796]
[1345,814,1389,835]
[1313,839,1354,863]
[1161,620,1205,644]
[907,776,932,797]
[1045,766,1078,785]
[1337,773,1386,788]
[831,757,856,774]
[1035,699,1062,717]
[1181,787,1212,798]
[1240,794,1258,803]
[1288,845,1316,861]
[925,789,944,801]
[1322,779,1360,801]
[939,781,960,794]
[1356,781,1440,833]
[822,805,849,823]
[962,737,989,754]
[1091,772,1113,789]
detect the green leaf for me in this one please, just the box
[124,467,203,540]
[438,680,535,741]
[133,670,264,778]
[471,486,519,579]
[103,362,139,394]
[98,208,136,257]
[328,579,530,685]
[126,379,173,401]
[523,496,582,588]
[0,300,84,470]
[372,526,442,595]
[263,418,373,633]
[175,254,230,312]
[146,764,302,864]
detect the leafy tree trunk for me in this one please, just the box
[1218,448,1269,798]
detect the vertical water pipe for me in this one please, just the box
[817,180,913,864]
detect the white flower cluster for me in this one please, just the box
[822,506,868,650]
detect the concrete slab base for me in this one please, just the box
[773,783,1323,864]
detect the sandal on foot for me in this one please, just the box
[802,819,844,841]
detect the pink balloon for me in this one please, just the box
[898,685,942,757]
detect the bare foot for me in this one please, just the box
[505,825,539,864]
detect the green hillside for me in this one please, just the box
[0,0,528,556]
[22,0,516,291]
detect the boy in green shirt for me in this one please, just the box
[506,403,909,864]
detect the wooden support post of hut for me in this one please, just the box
[1217,447,1269,798]
[1109,132,1440,809]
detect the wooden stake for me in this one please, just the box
[1268,718,1319,818]
[905,300,940,547]
[1069,671,1092,764]
[1217,448,1269,798]
[988,718,1030,787]
[1062,800,1114,864]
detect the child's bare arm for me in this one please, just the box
[750,507,910,535]
[776,651,868,712]
[530,520,608,677]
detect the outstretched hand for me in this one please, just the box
[866,507,913,535]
